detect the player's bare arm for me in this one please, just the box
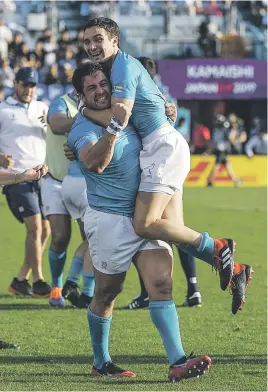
[49,112,77,135]
[79,132,117,173]
[82,100,131,130]
[0,164,48,185]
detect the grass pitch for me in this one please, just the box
[0,188,267,391]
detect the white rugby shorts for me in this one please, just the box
[139,125,191,195]
[40,175,69,217]
[61,175,88,220]
[83,206,172,275]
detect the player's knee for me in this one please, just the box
[25,221,42,240]
[95,283,123,306]
[50,232,70,252]
[150,276,173,297]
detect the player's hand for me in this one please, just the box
[111,103,132,128]
[165,102,177,123]
[63,143,76,161]
[21,164,48,182]
[0,153,15,169]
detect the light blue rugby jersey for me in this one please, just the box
[68,114,142,217]
[111,50,168,140]
[48,97,83,178]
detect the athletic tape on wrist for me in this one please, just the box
[106,116,124,136]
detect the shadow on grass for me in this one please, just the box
[0,303,75,310]
[0,354,266,366]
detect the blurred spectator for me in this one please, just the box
[57,29,72,51]
[197,17,217,57]
[39,28,52,43]
[59,46,76,70]
[0,83,5,102]
[61,63,74,85]
[192,121,211,154]
[31,40,45,67]
[76,29,88,65]
[207,115,241,186]
[245,129,268,157]
[228,113,247,154]
[8,32,24,62]
[249,116,265,138]
[0,58,15,88]
[0,18,12,59]
[45,64,62,85]
[43,36,57,66]
[177,117,191,142]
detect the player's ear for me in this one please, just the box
[112,36,119,47]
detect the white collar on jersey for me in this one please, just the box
[5,96,30,108]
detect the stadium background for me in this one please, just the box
[0,1,267,391]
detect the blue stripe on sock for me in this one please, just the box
[149,300,185,365]
[87,309,112,369]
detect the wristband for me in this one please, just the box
[79,105,86,116]
[106,116,123,136]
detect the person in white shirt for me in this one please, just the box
[245,129,268,158]
[0,67,51,298]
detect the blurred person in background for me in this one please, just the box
[0,83,5,102]
[177,117,191,143]
[8,32,24,65]
[245,128,268,157]
[249,116,265,138]
[197,16,217,57]
[207,115,241,187]
[0,58,15,88]
[192,120,211,154]
[45,64,62,85]
[228,113,247,154]
[0,67,51,297]
[124,56,202,310]
[42,89,95,308]
[0,18,12,59]
[0,162,48,351]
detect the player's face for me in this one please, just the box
[82,71,111,110]
[84,27,118,63]
[14,81,36,103]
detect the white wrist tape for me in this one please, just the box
[106,117,124,136]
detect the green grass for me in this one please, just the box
[0,188,267,391]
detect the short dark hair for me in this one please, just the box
[84,17,120,41]
[72,62,104,94]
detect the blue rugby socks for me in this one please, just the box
[149,300,185,365]
[48,248,67,288]
[178,232,215,266]
[82,272,95,297]
[88,309,112,369]
[67,255,84,285]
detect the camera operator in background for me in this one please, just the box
[207,115,241,187]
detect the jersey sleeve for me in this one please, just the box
[48,98,68,119]
[68,117,100,157]
[111,59,140,100]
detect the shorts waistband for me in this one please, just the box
[142,124,176,145]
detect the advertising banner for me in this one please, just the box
[158,59,267,100]
[185,156,267,187]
